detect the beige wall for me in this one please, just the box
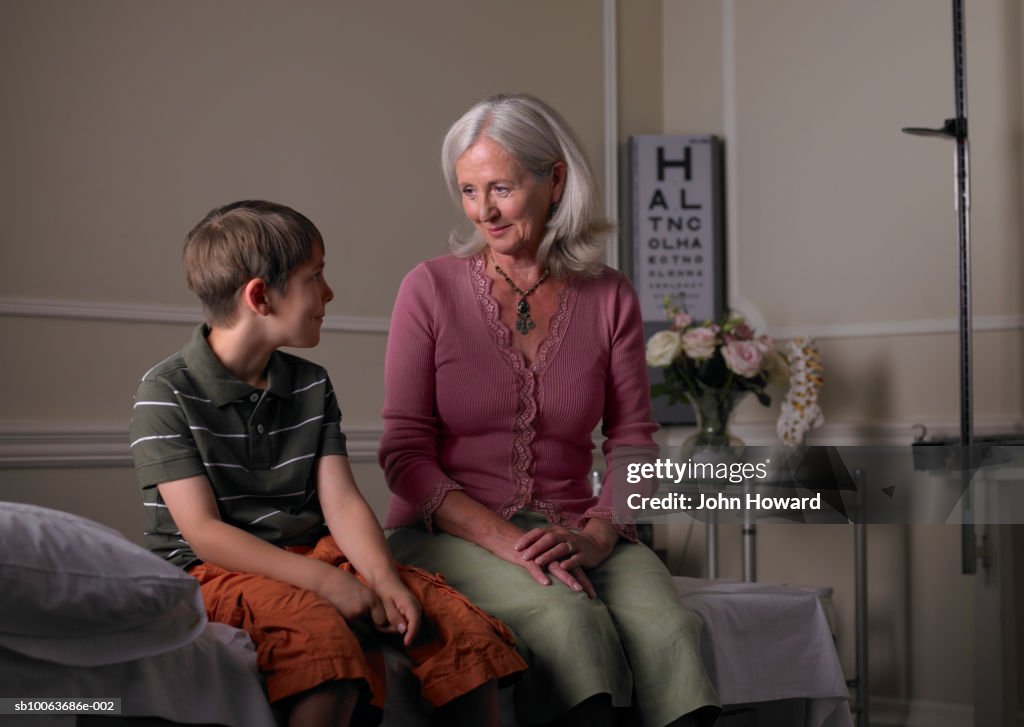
[0,0,606,431]
[658,0,1023,718]
[663,0,1023,431]
[2,0,1021,720]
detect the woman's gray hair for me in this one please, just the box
[441,93,613,279]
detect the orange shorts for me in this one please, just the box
[188,535,526,709]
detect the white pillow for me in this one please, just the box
[0,502,206,666]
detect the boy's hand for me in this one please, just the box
[316,568,390,632]
[373,578,421,646]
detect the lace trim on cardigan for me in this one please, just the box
[470,255,578,519]
[417,481,463,532]
[527,498,564,526]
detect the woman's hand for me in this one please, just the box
[431,490,594,596]
[515,519,620,596]
[487,529,597,598]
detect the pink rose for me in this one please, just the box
[681,327,718,360]
[722,340,764,377]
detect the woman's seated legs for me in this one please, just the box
[390,514,721,727]
[585,541,720,727]
[388,517,631,725]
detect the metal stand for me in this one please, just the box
[742,481,756,582]
[903,3,1018,723]
[705,514,718,579]
[902,0,974,571]
[851,507,868,727]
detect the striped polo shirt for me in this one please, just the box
[129,324,348,569]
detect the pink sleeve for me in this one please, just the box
[583,274,659,536]
[378,265,463,529]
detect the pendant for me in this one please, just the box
[515,298,535,335]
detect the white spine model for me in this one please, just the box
[777,337,825,445]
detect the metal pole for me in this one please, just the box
[854,521,869,727]
[951,2,971,448]
[705,514,718,579]
[950,0,976,576]
[847,468,869,727]
[902,0,973,573]
[742,481,756,582]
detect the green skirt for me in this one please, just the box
[388,511,719,726]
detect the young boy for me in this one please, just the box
[130,200,524,726]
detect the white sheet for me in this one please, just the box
[674,576,854,727]
[0,622,275,727]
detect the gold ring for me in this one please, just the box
[565,541,575,555]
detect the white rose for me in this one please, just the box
[722,340,764,378]
[646,330,683,367]
[681,327,718,360]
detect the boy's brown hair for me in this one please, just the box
[183,200,322,326]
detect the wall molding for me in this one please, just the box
[0,424,382,469]
[0,296,390,334]
[3,295,1020,342]
[4,418,1022,470]
[768,313,1024,341]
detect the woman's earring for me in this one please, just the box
[548,202,559,220]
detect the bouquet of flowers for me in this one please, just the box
[645,295,787,409]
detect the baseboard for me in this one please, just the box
[869,696,1024,727]
[870,697,973,727]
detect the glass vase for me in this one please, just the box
[680,386,747,453]
[674,386,747,581]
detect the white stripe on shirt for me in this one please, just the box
[203,462,249,470]
[174,390,213,403]
[271,453,317,470]
[130,433,183,448]
[268,415,323,436]
[248,510,282,526]
[292,378,326,394]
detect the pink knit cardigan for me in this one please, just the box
[379,254,658,533]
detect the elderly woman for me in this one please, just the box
[379,93,718,727]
